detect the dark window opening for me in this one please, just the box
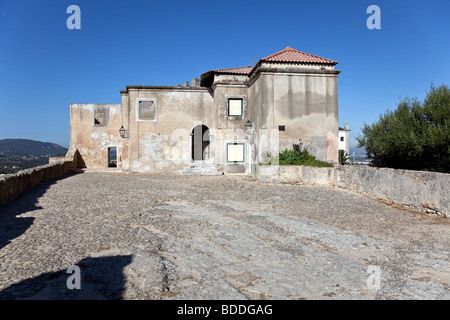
[108,148,117,167]
[94,108,108,126]
[278,125,286,132]
[340,137,344,142]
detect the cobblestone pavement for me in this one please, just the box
[0,172,449,300]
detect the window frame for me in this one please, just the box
[136,98,157,122]
[92,106,109,127]
[228,98,243,117]
[226,142,246,164]
[225,95,246,120]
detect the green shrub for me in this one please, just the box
[264,144,334,167]
[338,149,348,165]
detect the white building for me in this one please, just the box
[338,122,350,159]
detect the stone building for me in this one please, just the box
[68,46,341,175]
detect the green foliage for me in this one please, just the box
[357,83,450,173]
[0,167,17,174]
[264,144,334,167]
[338,149,348,165]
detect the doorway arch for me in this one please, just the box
[191,124,210,161]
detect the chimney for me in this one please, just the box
[191,78,200,87]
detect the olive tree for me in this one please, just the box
[357,84,449,173]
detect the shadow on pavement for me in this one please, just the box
[0,172,80,250]
[0,255,133,300]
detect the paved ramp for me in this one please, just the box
[0,172,449,299]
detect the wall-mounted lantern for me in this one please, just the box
[119,126,126,138]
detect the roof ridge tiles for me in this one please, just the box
[261,46,338,65]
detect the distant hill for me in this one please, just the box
[348,146,370,164]
[0,139,68,174]
[349,146,366,155]
[0,139,67,156]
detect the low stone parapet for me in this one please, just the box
[0,150,78,207]
[256,164,449,217]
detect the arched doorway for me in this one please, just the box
[191,124,210,161]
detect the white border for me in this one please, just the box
[136,98,157,122]
[223,140,251,175]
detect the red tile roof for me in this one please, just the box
[200,47,338,86]
[213,65,253,75]
[261,46,338,65]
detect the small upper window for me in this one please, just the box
[228,98,243,117]
[340,137,344,142]
[137,99,156,121]
[93,107,109,127]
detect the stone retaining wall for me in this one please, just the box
[256,164,450,217]
[0,149,79,206]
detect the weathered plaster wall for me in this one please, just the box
[212,79,251,173]
[69,104,123,169]
[123,88,214,172]
[256,165,450,217]
[273,72,339,162]
[248,68,339,164]
[248,72,275,165]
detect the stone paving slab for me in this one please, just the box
[0,172,449,299]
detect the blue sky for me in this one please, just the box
[0,0,449,149]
